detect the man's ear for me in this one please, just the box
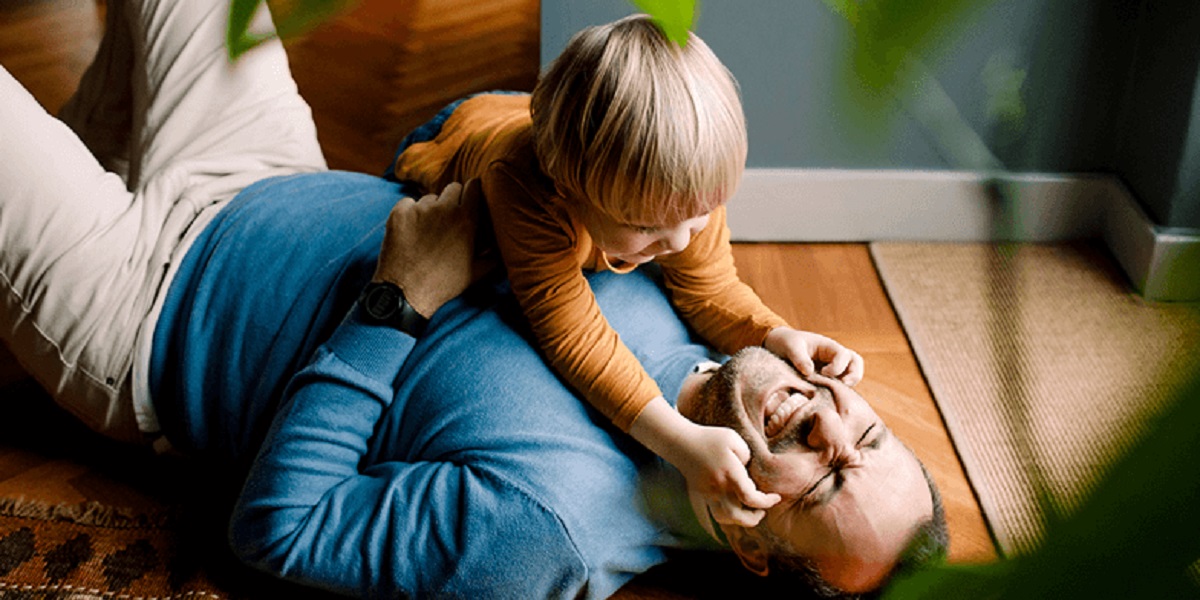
[724,526,770,577]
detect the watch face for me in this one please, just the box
[363,283,400,320]
[360,281,428,335]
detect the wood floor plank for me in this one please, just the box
[0,0,101,114]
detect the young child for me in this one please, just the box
[392,14,864,527]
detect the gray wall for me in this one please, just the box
[541,0,1200,229]
[1107,0,1200,229]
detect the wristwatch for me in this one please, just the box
[358,281,429,336]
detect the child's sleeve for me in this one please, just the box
[657,205,790,354]
[483,167,662,431]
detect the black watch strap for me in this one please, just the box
[359,281,429,336]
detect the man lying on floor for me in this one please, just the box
[221,186,948,597]
[0,0,946,597]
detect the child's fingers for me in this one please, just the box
[739,485,782,511]
[726,430,751,464]
[841,351,865,386]
[731,464,780,511]
[706,452,780,527]
[820,348,853,380]
[820,348,864,385]
[792,349,815,377]
[709,498,768,528]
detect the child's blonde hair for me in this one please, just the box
[531,14,747,227]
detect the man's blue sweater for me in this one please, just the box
[150,171,717,598]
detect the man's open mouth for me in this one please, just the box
[764,390,810,437]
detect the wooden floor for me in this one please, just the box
[0,0,996,594]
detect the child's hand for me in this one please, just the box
[671,421,781,527]
[629,397,779,527]
[763,327,864,386]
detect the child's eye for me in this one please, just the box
[631,225,659,234]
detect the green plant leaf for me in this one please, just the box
[271,0,361,40]
[885,561,1014,599]
[982,52,1027,135]
[631,0,697,47]
[830,0,985,95]
[819,0,1002,162]
[227,0,269,60]
[226,0,360,60]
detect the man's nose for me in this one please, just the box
[807,410,860,464]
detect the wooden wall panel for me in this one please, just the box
[276,0,540,173]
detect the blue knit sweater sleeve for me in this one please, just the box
[229,305,585,598]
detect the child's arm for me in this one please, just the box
[484,167,665,429]
[631,396,781,527]
[658,206,864,385]
[657,206,788,350]
[485,170,779,526]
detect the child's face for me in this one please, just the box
[581,208,711,265]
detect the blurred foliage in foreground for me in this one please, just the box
[226,0,357,59]
[631,0,697,47]
[816,0,1200,597]
[225,0,699,58]
[885,367,1200,599]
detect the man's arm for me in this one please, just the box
[227,183,583,597]
[228,305,583,597]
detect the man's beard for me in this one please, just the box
[689,347,770,445]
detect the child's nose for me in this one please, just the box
[661,227,691,254]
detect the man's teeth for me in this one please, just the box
[766,393,807,437]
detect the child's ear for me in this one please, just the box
[724,525,770,577]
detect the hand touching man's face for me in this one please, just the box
[677,347,936,593]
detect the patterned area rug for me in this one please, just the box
[0,497,346,600]
[871,241,1200,557]
[0,377,340,600]
[0,498,220,599]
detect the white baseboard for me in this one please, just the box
[1100,179,1200,303]
[726,169,1200,302]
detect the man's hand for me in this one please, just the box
[373,179,497,317]
[763,327,864,386]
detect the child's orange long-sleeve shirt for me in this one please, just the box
[393,94,788,430]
